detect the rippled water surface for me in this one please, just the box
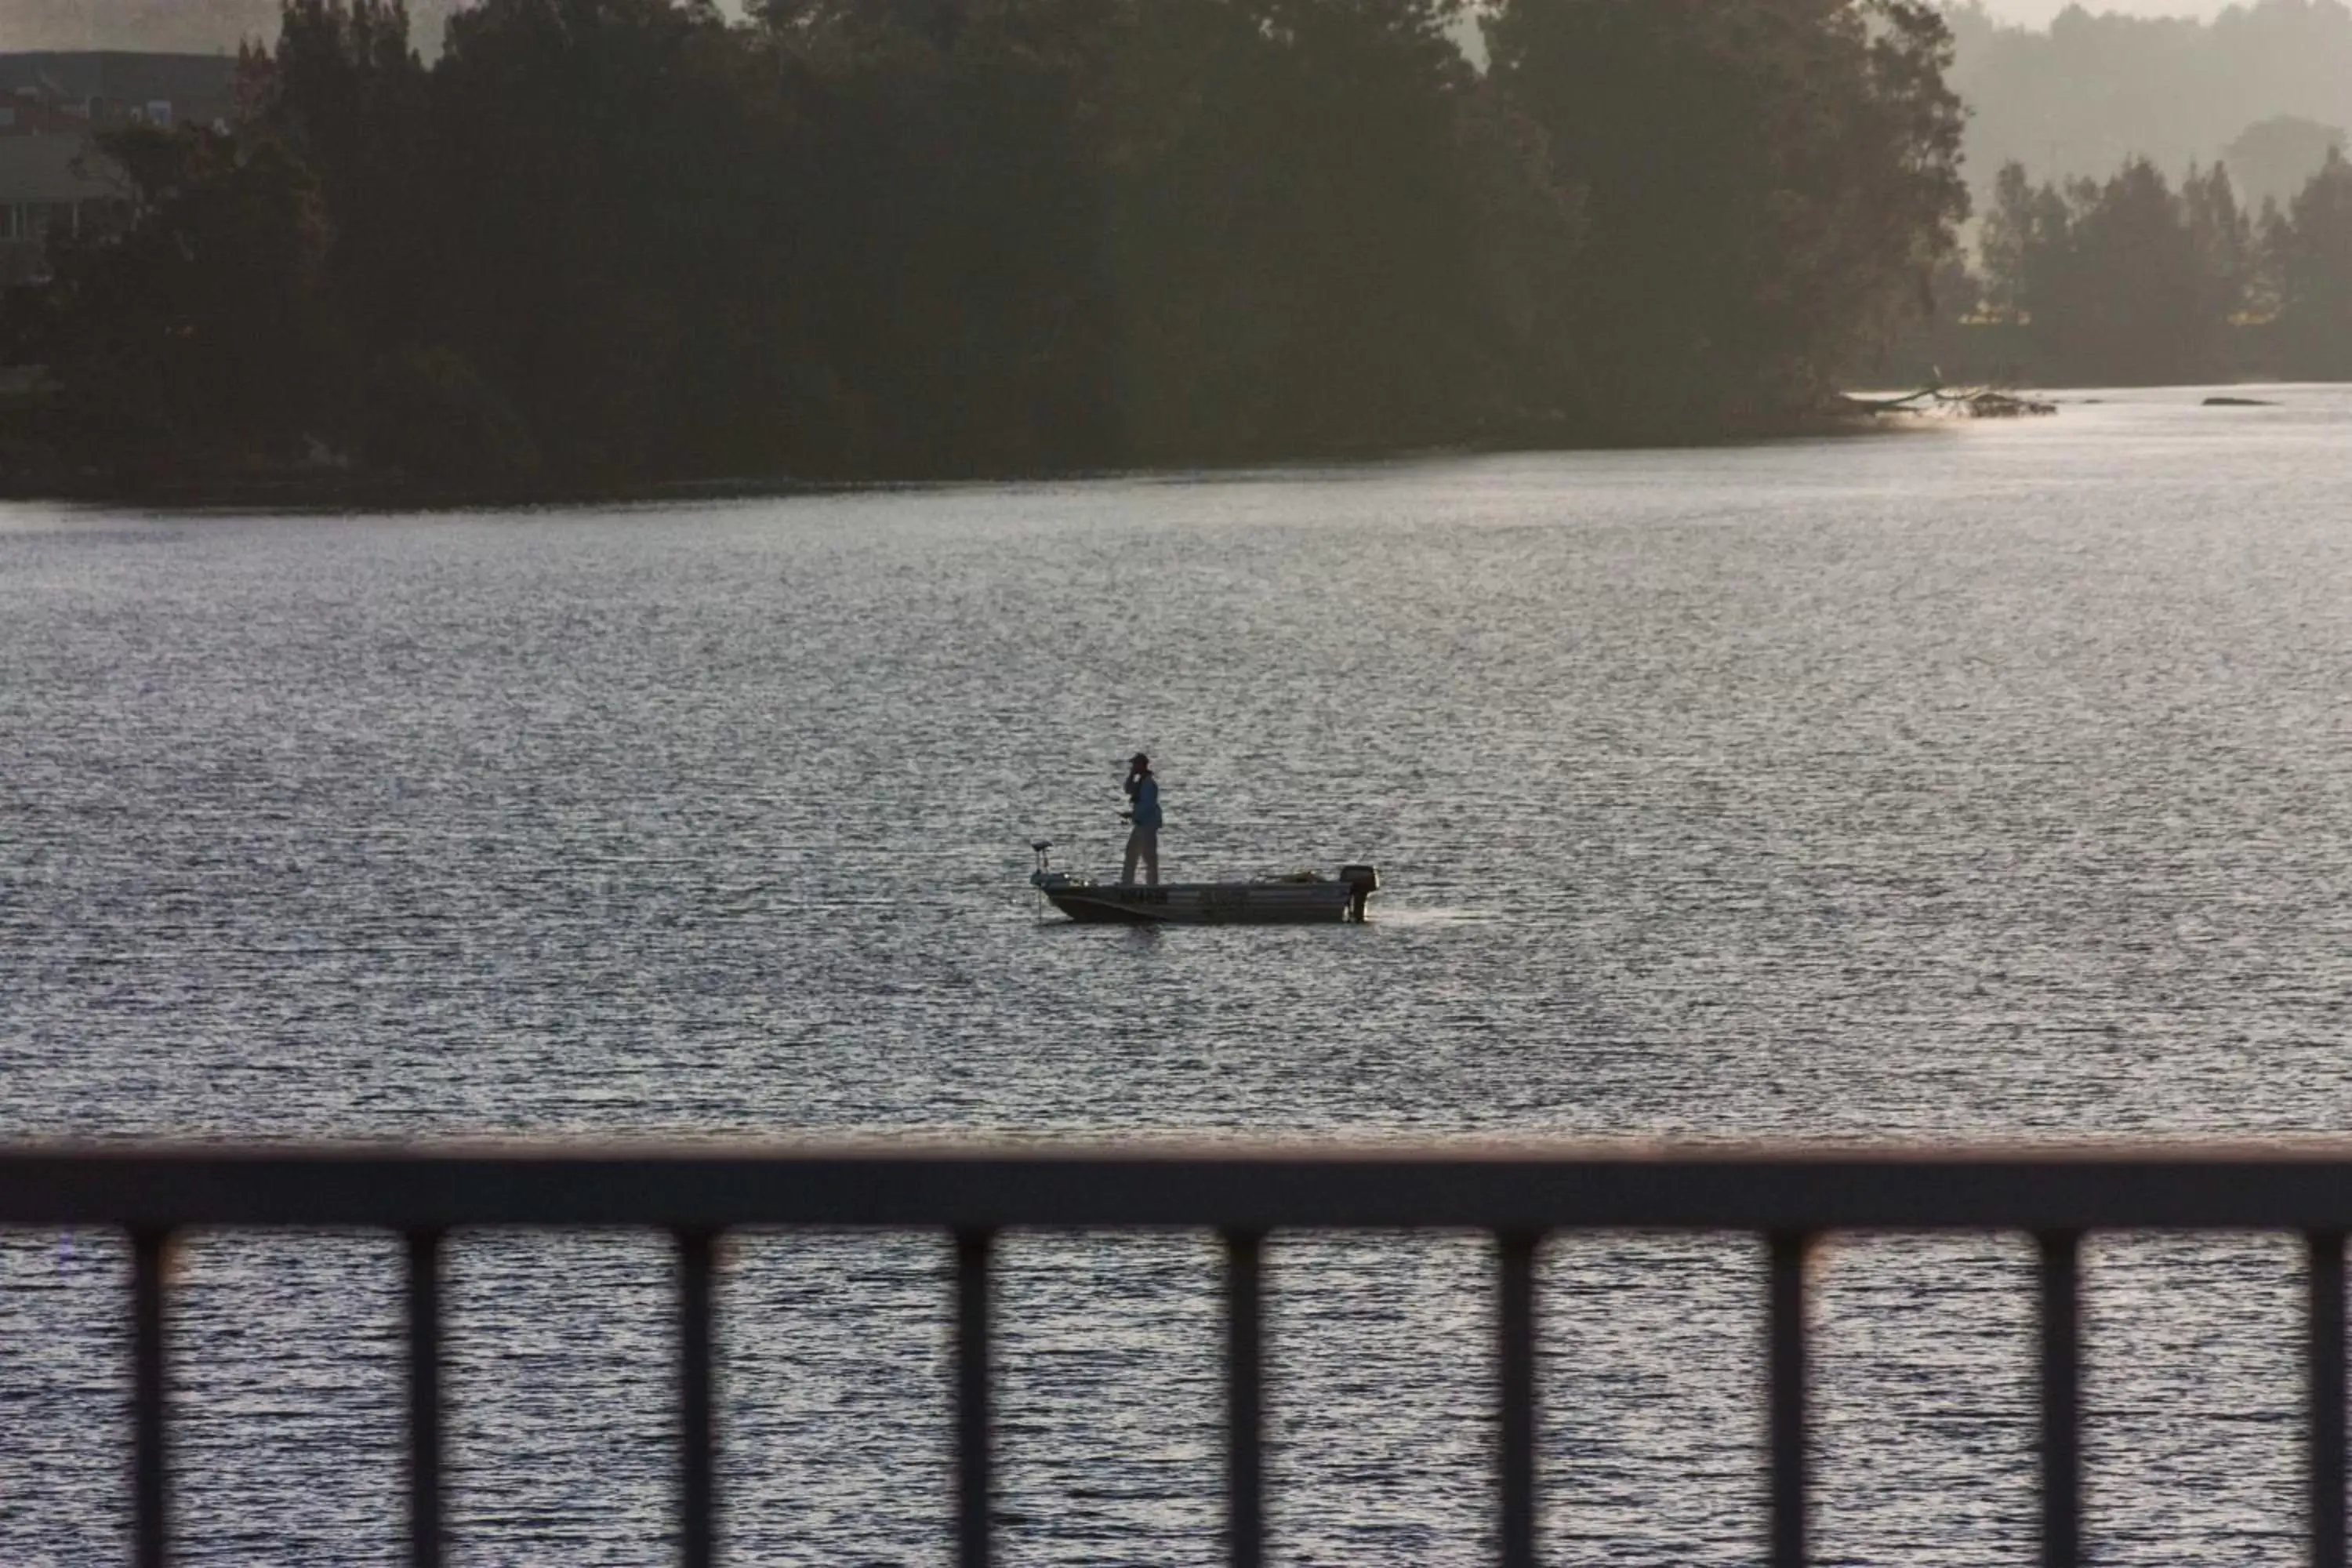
[5,387,2352,1562]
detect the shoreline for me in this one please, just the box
[0,413,1938,517]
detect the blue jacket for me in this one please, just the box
[1127,774,1163,829]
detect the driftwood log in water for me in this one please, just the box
[1841,387,2058,419]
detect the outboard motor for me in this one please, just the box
[1338,864,1379,922]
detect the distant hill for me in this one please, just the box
[0,0,470,56]
[1950,0,2352,203]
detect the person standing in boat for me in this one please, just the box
[1120,753,1162,885]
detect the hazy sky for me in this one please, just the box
[1981,0,2237,21]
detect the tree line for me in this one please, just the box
[1,0,1967,491]
[1893,148,2352,387]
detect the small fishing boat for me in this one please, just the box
[1029,842,1378,924]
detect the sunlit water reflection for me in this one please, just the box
[4,386,2350,1562]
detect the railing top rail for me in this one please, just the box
[6,1141,2352,1231]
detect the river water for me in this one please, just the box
[4,387,2350,1563]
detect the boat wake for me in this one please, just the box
[1365,905,1494,927]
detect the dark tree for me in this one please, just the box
[750,0,1123,474]
[1980,161,2035,324]
[22,125,337,474]
[1099,0,1556,459]
[261,1,433,352]
[1485,0,1968,435]
[2271,147,2352,376]
[1994,159,2236,385]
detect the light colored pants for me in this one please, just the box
[1123,827,1160,885]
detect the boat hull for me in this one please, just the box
[1044,880,1367,925]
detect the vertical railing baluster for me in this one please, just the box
[131,1226,169,1568]
[1498,1231,1538,1568]
[2039,1231,2082,1568]
[1768,1232,1809,1568]
[406,1229,445,1568]
[2312,1229,2347,1568]
[955,1229,995,1568]
[678,1229,717,1568]
[1225,1229,1265,1568]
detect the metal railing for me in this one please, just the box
[5,1142,2352,1567]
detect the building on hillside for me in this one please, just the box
[0,52,236,283]
[0,136,130,285]
[0,52,237,131]
[0,95,91,137]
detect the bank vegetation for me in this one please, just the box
[1882,148,2352,388]
[0,0,1969,495]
